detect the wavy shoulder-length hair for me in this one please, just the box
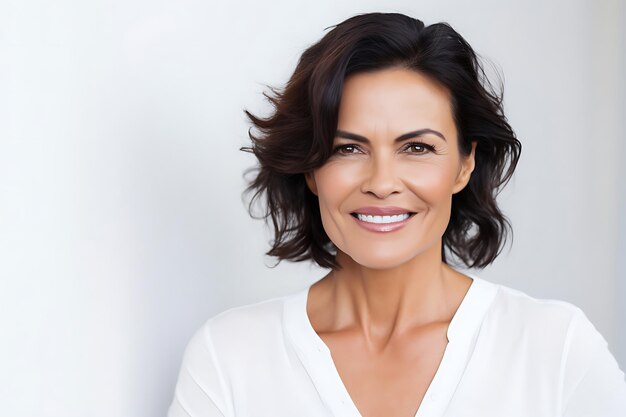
[240,12,521,270]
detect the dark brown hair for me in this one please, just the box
[240,12,521,270]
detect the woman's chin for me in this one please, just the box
[344,250,417,271]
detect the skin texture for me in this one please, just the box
[304,67,478,417]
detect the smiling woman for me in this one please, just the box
[304,68,477,270]
[167,12,626,417]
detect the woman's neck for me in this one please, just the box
[310,247,473,350]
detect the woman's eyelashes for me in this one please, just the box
[332,142,437,156]
[332,144,361,155]
[401,142,437,154]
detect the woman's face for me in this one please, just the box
[305,67,477,270]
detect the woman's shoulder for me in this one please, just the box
[189,288,304,354]
[170,291,305,417]
[482,280,626,412]
[483,278,585,327]
[208,291,291,325]
[475,278,619,373]
[478,278,618,365]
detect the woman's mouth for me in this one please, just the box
[350,212,416,232]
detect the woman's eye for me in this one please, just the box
[333,144,361,154]
[404,142,435,154]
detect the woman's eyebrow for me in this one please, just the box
[335,128,447,143]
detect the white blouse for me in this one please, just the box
[167,275,626,416]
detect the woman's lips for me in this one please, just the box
[350,212,416,233]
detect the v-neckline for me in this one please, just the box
[283,274,498,417]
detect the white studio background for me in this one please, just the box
[0,0,624,416]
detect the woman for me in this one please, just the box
[168,12,626,417]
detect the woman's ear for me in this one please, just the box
[304,172,318,196]
[452,140,477,194]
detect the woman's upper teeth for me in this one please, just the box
[357,213,410,224]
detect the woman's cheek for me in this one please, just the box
[402,163,454,204]
[317,162,361,194]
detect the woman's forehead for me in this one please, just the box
[337,68,455,137]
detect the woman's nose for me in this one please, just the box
[360,156,403,199]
